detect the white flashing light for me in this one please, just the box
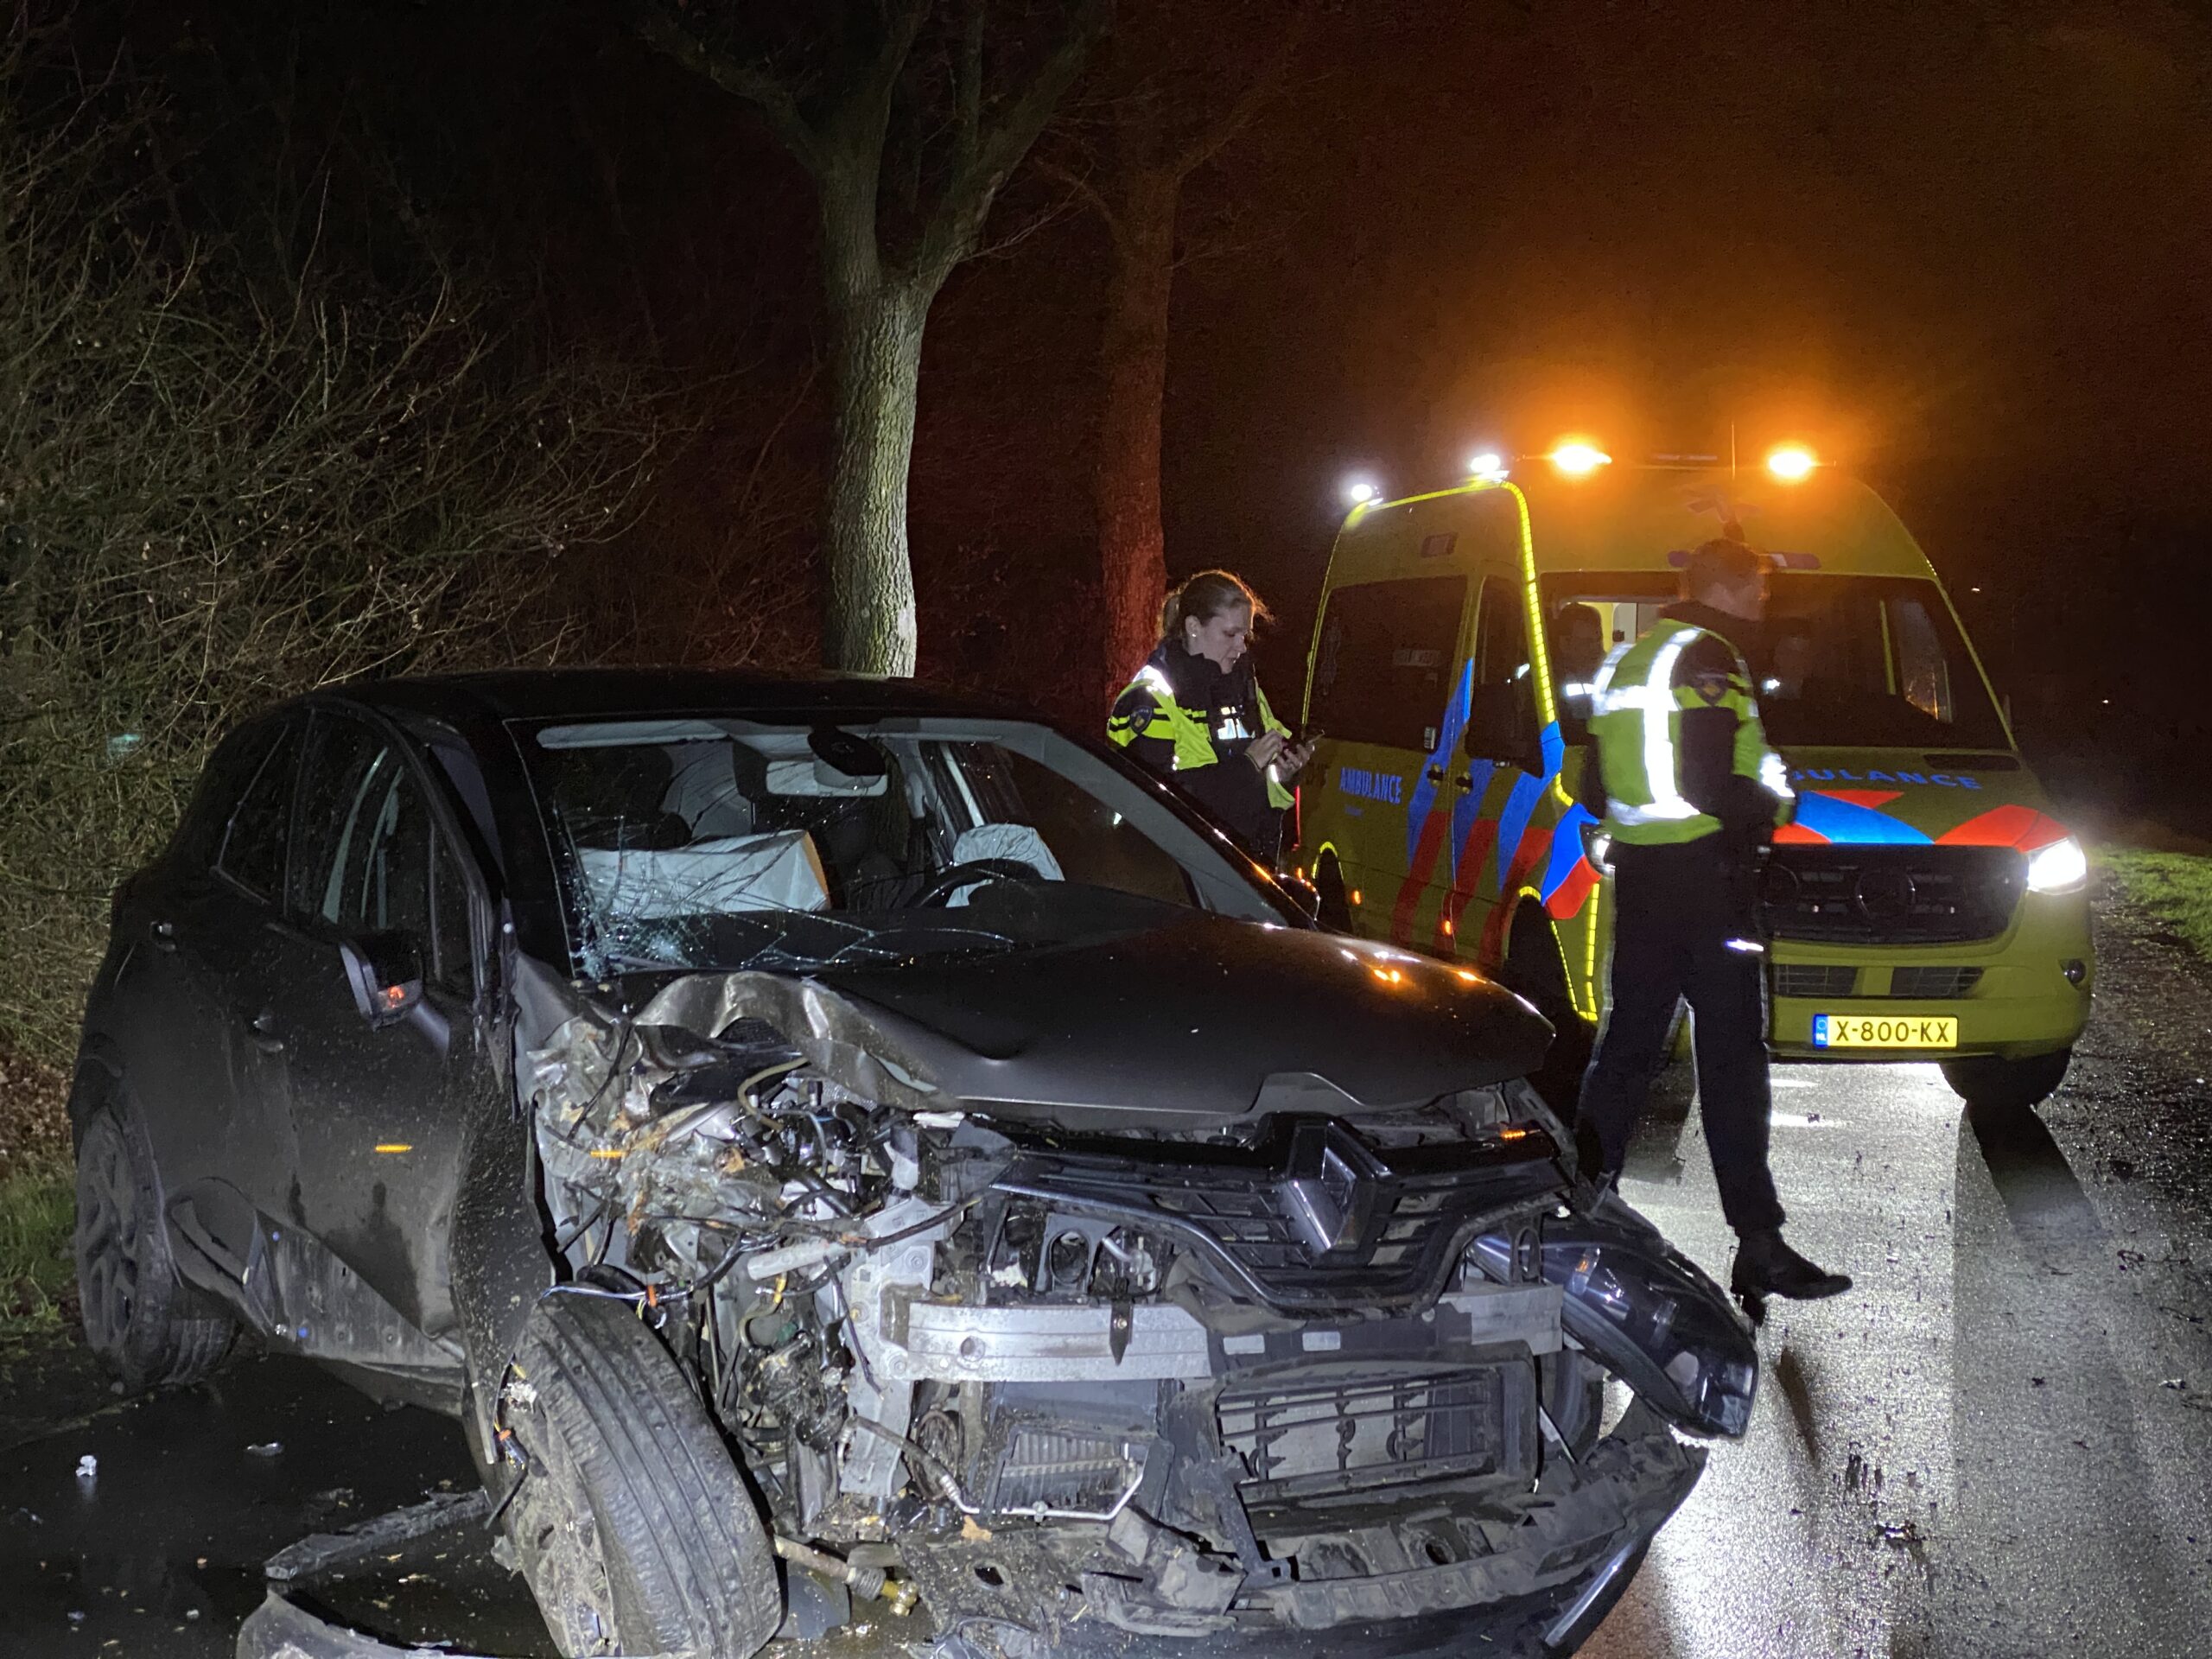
[1468,451,1505,478]
[1344,478,1379,506]
[1766,444,1818,482]
[1548,442,1611,476]
[2026,836,2088,894]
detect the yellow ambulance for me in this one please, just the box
[1296,445,2093,1112]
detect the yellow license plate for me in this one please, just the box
[1812,1014,1958,1050]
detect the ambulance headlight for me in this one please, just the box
[2026,836,2088,894]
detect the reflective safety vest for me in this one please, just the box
[1587,619,1793,845]
[1107,660,1295,810]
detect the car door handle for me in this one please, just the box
[245,1007,284,1054]
[149,919,177,953]
[1425,766,1445,785]
[1455,773,1475,791]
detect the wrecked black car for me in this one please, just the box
[71,671,1754,1658]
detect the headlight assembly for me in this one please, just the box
[1471,1210,1758,1439]
[2025,836,2088,894]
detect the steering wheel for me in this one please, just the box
[902,857,1043,909]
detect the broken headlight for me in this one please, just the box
[1470,1214,1757,1439]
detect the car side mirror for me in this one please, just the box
[340,931,424,1028]
[1464,678,1543,774]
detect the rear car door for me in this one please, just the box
[248,708,490,1338]
[105,718,306,1280]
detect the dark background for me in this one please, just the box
[102,0,2212,831]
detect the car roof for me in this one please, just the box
[1332,468,1940,585]
[295,667,1030,728]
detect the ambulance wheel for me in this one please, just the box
[1503,906,1591,1115]
[1941,1050,2071,1114]
[1313,854,1354,932]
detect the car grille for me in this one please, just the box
[1761,846,2024,945]
[1888,965,1984,999]
[992,1119,1562,1315]
[1773,963,1986,999]
[1773,963,1858,999]
[1217,1362,1514,1504]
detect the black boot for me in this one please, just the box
[1730,1229,1851,1318]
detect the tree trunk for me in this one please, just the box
[821,274,927,677]
[1094,166,1181,705]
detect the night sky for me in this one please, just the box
[124,0,2212,823]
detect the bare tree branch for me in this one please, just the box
[1172,0,1312,177]
[0,63,658,1065]
[1029,151,1123,243]
[625,1,824,175]
[913,0,1112,282]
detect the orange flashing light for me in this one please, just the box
[373,1143,412,1154]
[1548,441,1611,476]
[1766,444,1818,481]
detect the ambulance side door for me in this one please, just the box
[1302,571,1474,945]
[1450,571,1554,968]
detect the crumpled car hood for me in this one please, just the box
[810,914,1552,1128]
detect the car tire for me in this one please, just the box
[1940,1049,2071,1114]
[1313,852,1354,932]
[1502,906,1592,1115]
[503,1292,782,1659]
[73,1096,235,1391]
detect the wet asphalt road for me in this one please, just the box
[4,881,2210,1659]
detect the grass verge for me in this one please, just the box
[0,1152,73,1348]
[2100,848,2212,965]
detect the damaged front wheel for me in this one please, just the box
[502,1292,782,1659]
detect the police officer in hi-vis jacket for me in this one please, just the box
[1108,571,1316,864]
[1578,537,1852,1312]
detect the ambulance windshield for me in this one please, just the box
[1540,573,2009,751]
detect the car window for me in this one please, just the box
[324,756,434,948]
[289,715,390,922]
[1472,576,1530,696]
[1307,575,1467,750]
[431,833,475,998]
[216,724,302,900]
[290,715,441,988]
[1754,575,2005,747]
[1889,594,1955,725]
[522,716,1288,977]
[956,747,1192,907]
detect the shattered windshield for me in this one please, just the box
[521,715,1282,977]
[1540,572,2009,749]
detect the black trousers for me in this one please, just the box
[1575,836,1785,1236]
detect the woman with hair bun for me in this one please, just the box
[1106,569,1316,862]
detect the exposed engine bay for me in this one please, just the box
[516,969,1736,1645]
